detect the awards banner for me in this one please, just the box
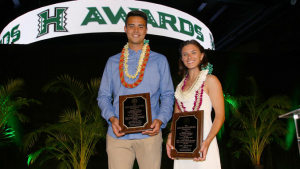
[0,0,214,49]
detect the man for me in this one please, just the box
[97,10,174,169]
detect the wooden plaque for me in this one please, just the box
[171,110,204,158]
[119,93,152,134]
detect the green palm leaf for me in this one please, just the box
[225,77,291,165]
[24,75,106,169]
[1,79,38,146]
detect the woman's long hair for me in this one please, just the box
[178,40,209,78]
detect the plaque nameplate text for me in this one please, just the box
[171,110,204,158]
[119,93,152,134]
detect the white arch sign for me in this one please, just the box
[0,0,214,49]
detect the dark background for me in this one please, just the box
[1,0,300,169]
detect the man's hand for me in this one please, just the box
[142,119,162,136]
[109,116,125,137]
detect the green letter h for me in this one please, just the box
[37,7,68,37]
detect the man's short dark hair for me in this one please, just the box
[125,10,148,27]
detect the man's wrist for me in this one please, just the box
[109,116,116,122]
[155,119,163,126]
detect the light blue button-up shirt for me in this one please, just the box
[97,48,174,140]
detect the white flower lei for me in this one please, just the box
[175,69,208,103]
[123,42,149,79]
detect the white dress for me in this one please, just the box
[174,70,221,169]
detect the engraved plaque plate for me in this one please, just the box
[119,93,152,134]
[171,110,204,158]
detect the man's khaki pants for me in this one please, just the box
[106,132,163,169]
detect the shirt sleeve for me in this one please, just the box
[97,58,116,124]
[157,56,174,128]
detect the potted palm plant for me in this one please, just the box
[225,77,291,169]
[24,75,106,169]
[0,79,37,147]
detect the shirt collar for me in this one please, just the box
[128,48,142,59]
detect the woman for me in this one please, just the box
[166,40,225,169]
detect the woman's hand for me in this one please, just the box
[193,139,211,161]
[166,133,175,160]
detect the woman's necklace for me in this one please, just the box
[188,76,197,85]
[175,69,208,112]
[119,41,150,88]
